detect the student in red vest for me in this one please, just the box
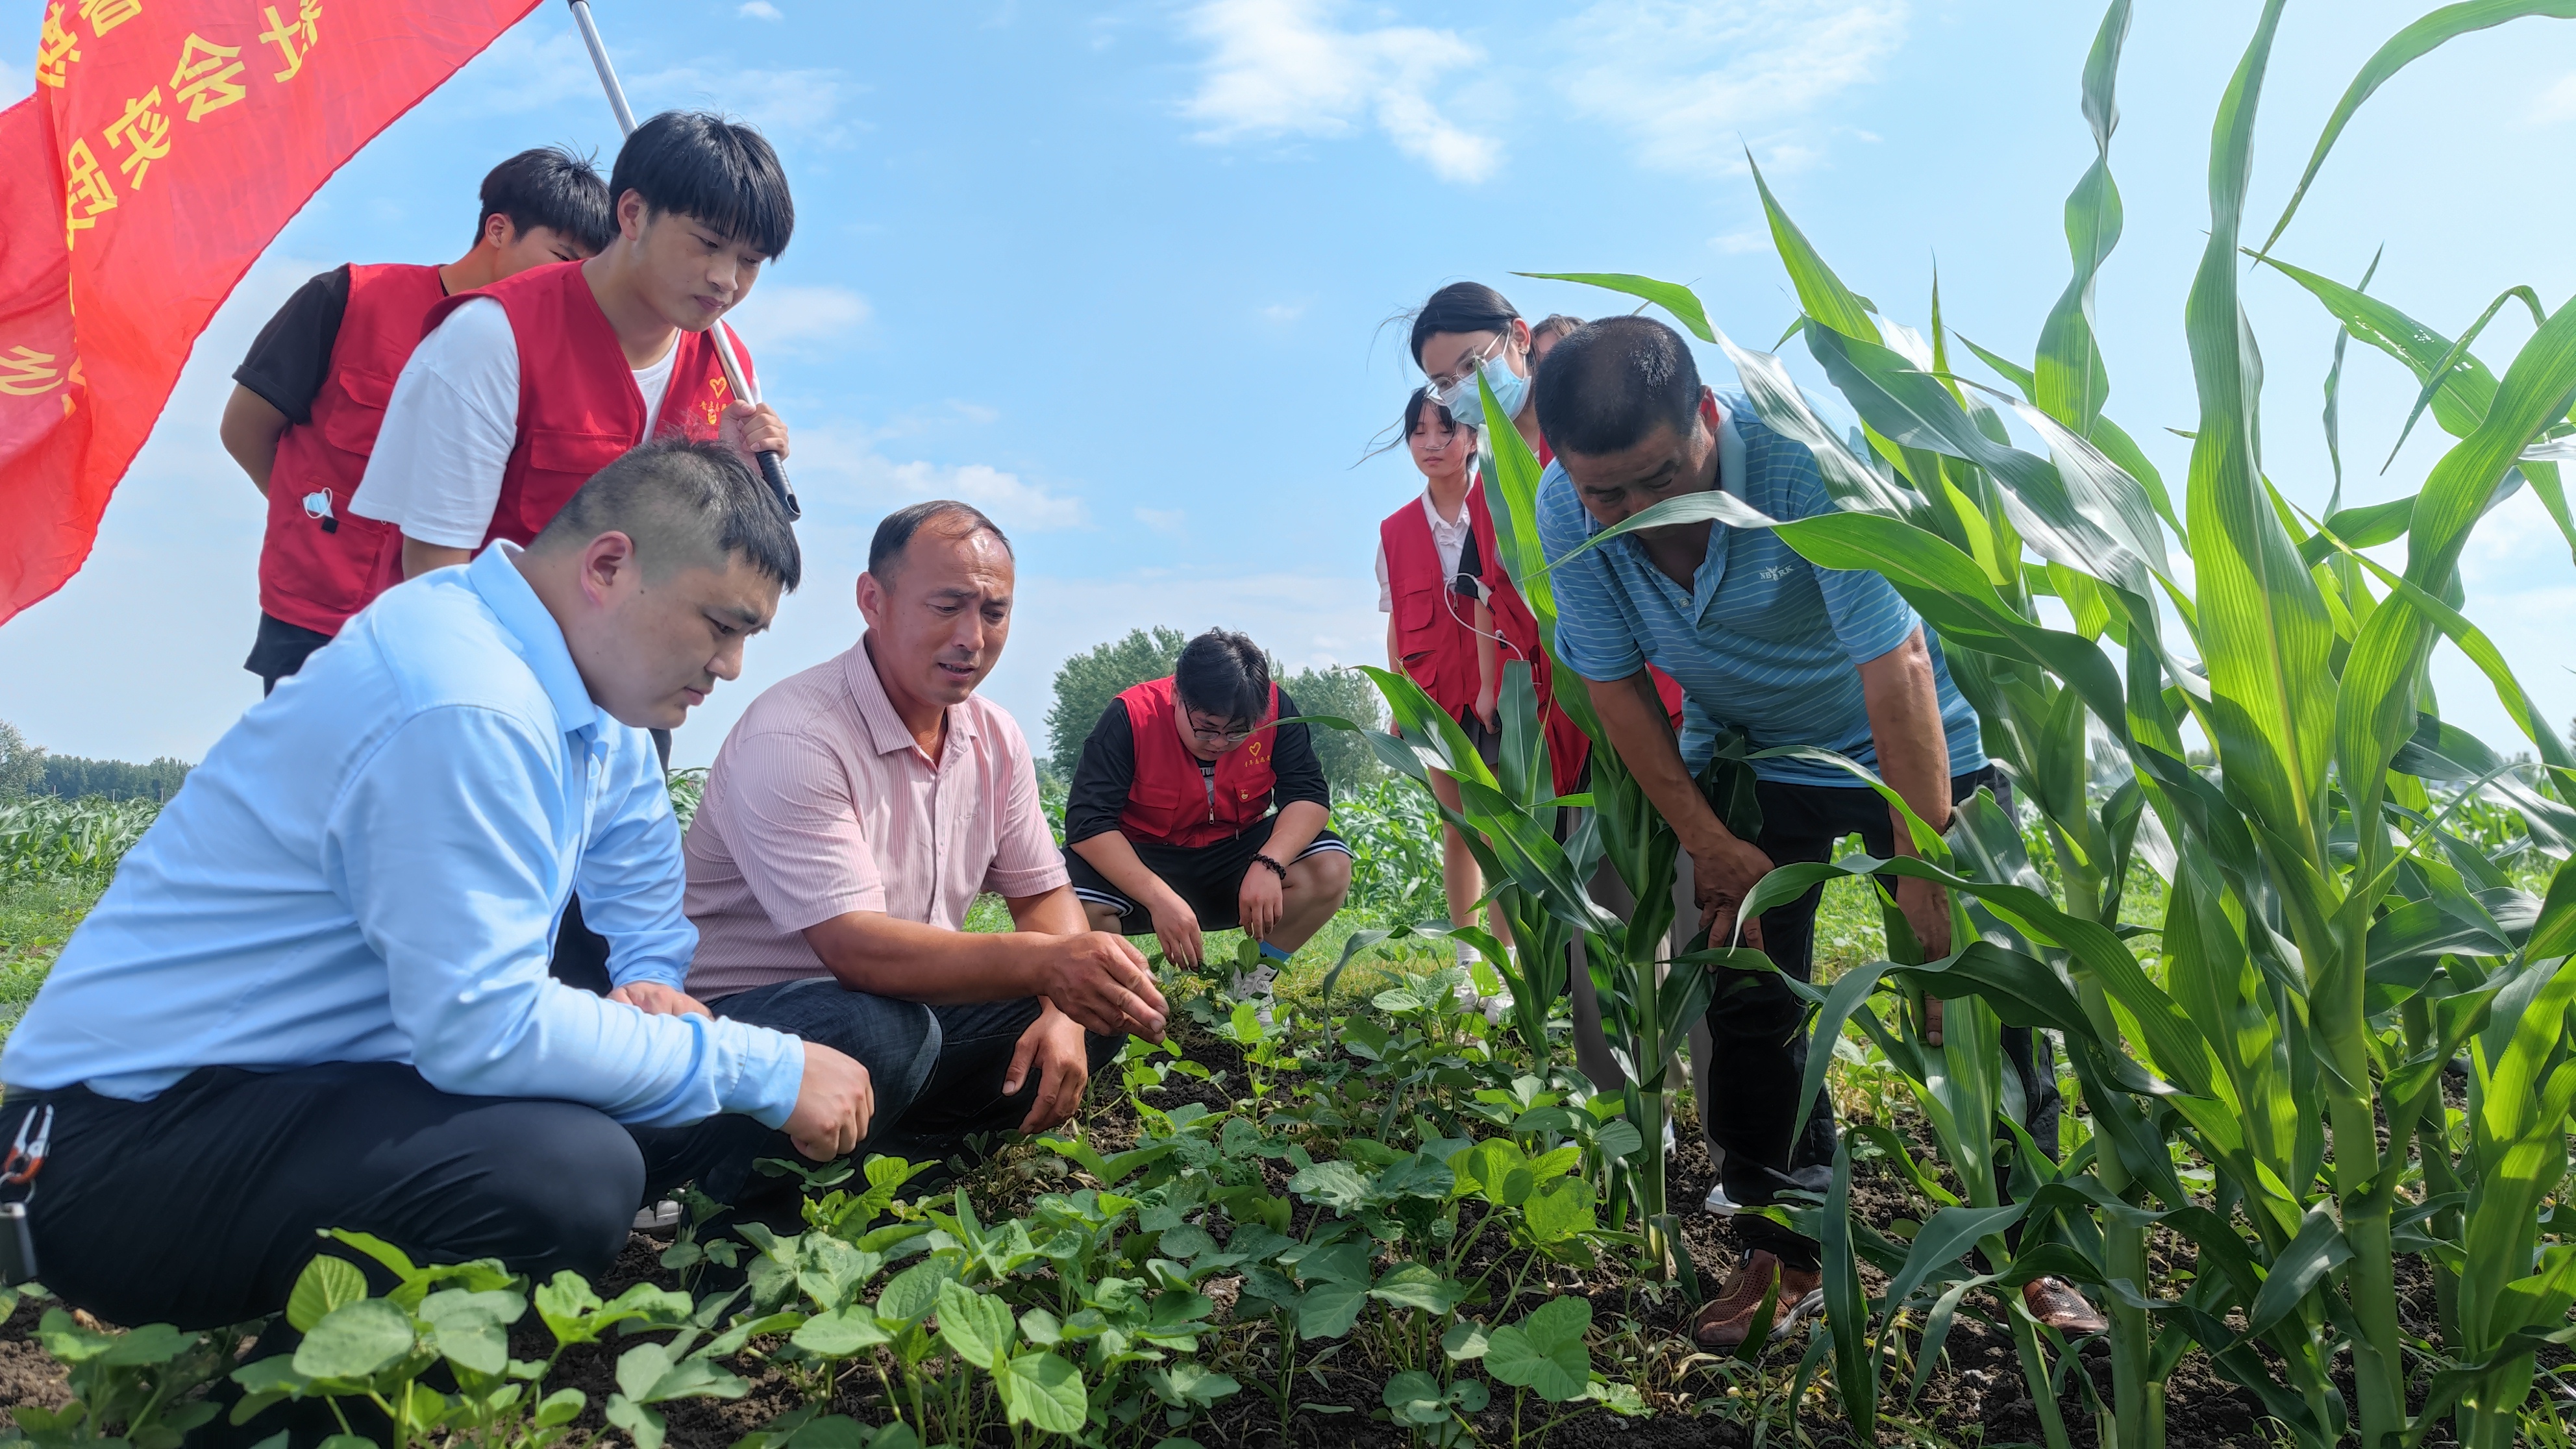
[1375,385,1520,1017]
[221,147,613,693]
[349,111,793,581]
[1062,630,1352,1025]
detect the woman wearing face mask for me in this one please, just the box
[1377,386,1514,1013]
[1412,282,1549,462]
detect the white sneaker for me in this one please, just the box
[1702,1164,1831,1218]
[1663,1119,1678,1156]
[1479,991,1514,1026]
[634,1199,682,1232]
[1229,963,1278,1028]
[1702,1182,1740,1217]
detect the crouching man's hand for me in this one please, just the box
[1006,1004,1092,1135]
[1041,932,1169,1044]
[786,1042,874,1161]
[610,982,713,1019]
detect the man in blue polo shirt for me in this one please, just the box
[1533,316,2096,1349]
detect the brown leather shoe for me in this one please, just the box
[1692,1250,1825,1349]
[2021,1276,2109,1335]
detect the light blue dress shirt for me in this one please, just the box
[1538,392,1985,787]
[2,544,806,1128]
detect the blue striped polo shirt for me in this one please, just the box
[1536,393,1985,788]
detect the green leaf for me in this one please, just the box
[1146,1361,1241,1409]
[1516,272,1715,344]
[1441,1319,1491,1361]
[2261,1,2576,255]
[1483,1297,1591,1402]
[934,1279,1017,1370]
[1381,1368,1454,1426]
[873,1258,951,1327]
[1296,1280,1369,1339]
[286,1256,369,1335]
[1368,1263,1468,1315]
[1746,155,1879,344]
[1822,1142,1876,1437]
[292,1298,416,1381]
[1519,1176,1597,1245]
[419,1289,522,1377]
[791,1307,891,1357]
[995,1350,1088,1434]
[2244,1206,2354,1337]
[533,1387,586,1428]
[604,1394,667,1449]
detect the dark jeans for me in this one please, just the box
[4,972,948,1331]
[1717,766,2061,1269]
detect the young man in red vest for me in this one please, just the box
[349,111,793,581]
[1063,630,1353,1024]
[221,147,613,693]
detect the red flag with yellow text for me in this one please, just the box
[0,0,541,624]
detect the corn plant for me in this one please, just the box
[1522,3,2576,1445]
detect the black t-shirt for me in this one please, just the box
[233,264,352,425]
[1063,687,1330,846]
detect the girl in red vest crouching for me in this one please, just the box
[1062,632,1353,1025]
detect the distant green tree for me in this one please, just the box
[1044,627,1188,778]
[37,754,193,802]
[1278,664,1385,798]
[0,721,44,798]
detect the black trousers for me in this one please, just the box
[1716,767,2061,1268]
[4,987,1106,1331]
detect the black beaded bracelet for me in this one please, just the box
[1252,853,1289,880]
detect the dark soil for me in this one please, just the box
[0,1040,2524,1446]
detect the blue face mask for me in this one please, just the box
[1446,346,1528,427]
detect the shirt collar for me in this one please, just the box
[1418,485,1468,532]
[847,636,979,763]
[465,541,608,741]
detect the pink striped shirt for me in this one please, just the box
[681,638,1067,999]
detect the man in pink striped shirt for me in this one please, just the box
[681,501,1166,1195]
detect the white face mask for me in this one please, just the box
[1435,332,1526,426]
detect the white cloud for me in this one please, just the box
[724,284,873,352]
[634,66,861,145]
[1135,506,1187,536]
[1557,0,1909,177]
[450,24,616,117]
[2535,73,2576,124]
[790,425,1089,533]
[739,1,784,18]
[1179,0,1500,184]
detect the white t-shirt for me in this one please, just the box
[1375,486,1475,612]
[349,298,682,551]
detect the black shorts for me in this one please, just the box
[1064,816,1352,934]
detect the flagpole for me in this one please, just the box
[564,0,800,520]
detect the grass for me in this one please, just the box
[0,876,104,1042]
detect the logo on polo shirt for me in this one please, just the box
[699,374,732,432]
[1755,563,1803,582]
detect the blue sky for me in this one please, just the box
[5,0,2575,770]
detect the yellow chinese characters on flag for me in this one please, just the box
[0,0,541,625]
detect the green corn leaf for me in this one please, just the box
[2033,0,2133,434]
[1821,1142,1876,1438]
[2261,1,2576,256]
[2244,1207,2353,1337]
[2382,286,2550,471]
[1879,1203,2029,1316]
[1517,272,1715,343]
[1747,154,1879,345]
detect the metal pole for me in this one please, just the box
[562,0,799,519]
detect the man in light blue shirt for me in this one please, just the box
[0,440,881,1332]
[1533,316,2087,1348]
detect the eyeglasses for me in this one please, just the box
[1187,716,1255,746]
[1425,332,1507,402]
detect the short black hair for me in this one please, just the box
[1531,314,1585,347]
[1400,384,1463,441]
[608,110,795,258]
[1407,281,1520,370]
[534,437,800,589]
[477,145,613,254]
[867,501,1013,578]
[1532,315,1702,458]
[1174,629,1270,727]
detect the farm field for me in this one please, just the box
[8,1,2576,1445]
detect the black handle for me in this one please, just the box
[756,449,800,520]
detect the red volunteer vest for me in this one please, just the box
[1116,676,1282,850]
[256,262,445,635]
[420,260,757,550]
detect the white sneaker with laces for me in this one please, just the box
[633,1199,682,1232]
